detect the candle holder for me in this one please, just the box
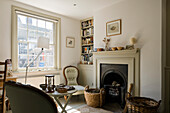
[45,75,55,93]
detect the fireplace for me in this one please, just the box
[93,49,140,97]
[100,64,128,107]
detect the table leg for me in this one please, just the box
[54,94,72,113]
[55,97,67,113]
[62,94,72,112]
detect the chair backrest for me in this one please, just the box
[0,59,11,113]
[63,65,79,85]
[5,81,58,113]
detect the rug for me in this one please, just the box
[68,105,113,113]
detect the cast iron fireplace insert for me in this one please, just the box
[100,63,128,108]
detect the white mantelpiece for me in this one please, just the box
[93,49,140,96]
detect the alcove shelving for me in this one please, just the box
[80,17,94,65]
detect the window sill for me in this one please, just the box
[12,69,62,78]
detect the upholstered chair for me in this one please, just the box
[63,65,84,96]
[5,81,58,113]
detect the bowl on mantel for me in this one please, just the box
[117,47,124,50]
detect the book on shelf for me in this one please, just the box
[90,46,93,50]
[88,28,91,35]
[89,20,91,26]
[83,30,86,36]
[91,20,93,26]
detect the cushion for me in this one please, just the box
[64,67,78,85]
[71,85,84,95]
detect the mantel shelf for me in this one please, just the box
[93,48,139,56]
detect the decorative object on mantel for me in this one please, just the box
[126,45,134,50]
[117,47,124,50]
[106,19,121,37]
[111,46,124,51]
[66,37,75,48]
[103,37,110,51]
[126,37,137,50]
[111,47,117,51]
[97,48,104,52]
[130,37,136,45]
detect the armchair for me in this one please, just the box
[5,81,58,113]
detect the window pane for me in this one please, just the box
[18,55,28,68]
[46,56,54,67]
[28,17,37,27]
[37,31,45,38]
[18,15,27,29]
[44,45,54,55]
[46,30,53,44]
[39,55,45,68]
[46,21,54,44]
[28,30,37,42]
[18,43,27,55]
[18,28,27,41]
[38,20,45,28]
[46,21,53,30]
[29,43,37,55]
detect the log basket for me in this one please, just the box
[84,85,105,108]
[126,93,161,113]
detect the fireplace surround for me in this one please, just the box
[93,49,140,96]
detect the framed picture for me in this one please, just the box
[66,37,75,48]
[106,19,121,37]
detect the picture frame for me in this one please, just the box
[106,19,121,37]
[66,37,75,48]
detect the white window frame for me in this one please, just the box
[12,6,61,72]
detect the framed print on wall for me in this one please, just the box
[106,19,121,37]
[66,37,75,48]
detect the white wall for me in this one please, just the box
[0,0,81,84]
[94,0,161,100]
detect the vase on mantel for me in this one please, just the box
[103,37,110,51]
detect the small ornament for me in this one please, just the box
[103,37,110,51]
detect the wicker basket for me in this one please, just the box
[126,96,161,113]
[84,85,105,108]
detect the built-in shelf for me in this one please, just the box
[80,17,94,65]
[81,53,90,55]
[82,44,93,46]
[82,25,94,30]
[81,34,93,38]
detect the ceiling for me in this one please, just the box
[14,0,120,20]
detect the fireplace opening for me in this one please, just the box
[100,64,128,108]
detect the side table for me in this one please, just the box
[48,90,77,113]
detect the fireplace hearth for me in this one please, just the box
[100,64,128,107]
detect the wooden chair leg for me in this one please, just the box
[64,96,67,101]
